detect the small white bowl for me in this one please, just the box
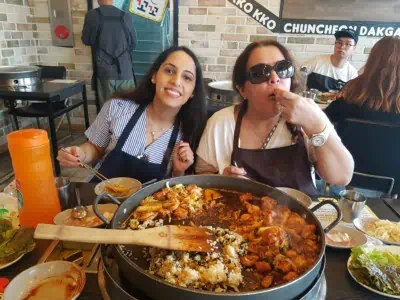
[53,204,117,227]
[325,224,367,249]
[4,261,86,300]
[276,187,313,207]
[95,177,142,201]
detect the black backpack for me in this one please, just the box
[94,9,136,82]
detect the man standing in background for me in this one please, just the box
[82,0,137,106]
[303,29,358,92]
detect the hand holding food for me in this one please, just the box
[57,146,86,168]
[274,88,329,137]
[222,165,248,179]
[172,142,194,176]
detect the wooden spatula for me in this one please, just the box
[34,224,216,252]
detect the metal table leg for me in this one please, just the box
[4,99,19,130]
[82,84,90,129]
[47,97,60,176]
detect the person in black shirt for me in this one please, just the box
[82,0,137,106]
[325,36,400,125]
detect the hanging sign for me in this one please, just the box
[227,0,279,32]
[129,0,168,22]
[227,0,400,38]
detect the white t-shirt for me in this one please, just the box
[303,55,358,92]
[196,106,315,175]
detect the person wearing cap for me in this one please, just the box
[303,28,359,92]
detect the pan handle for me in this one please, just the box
[311,200,342,233]
[93,193,121,225]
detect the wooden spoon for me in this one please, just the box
[34,224,216,253]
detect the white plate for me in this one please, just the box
[4,261,86,300]
[325,224,367,249]
[276,187,312,207]
[353,217,400,246]
[94,177,142,201]
[53,204,117,227]
[347,245,400,299]
[0,254,24,270]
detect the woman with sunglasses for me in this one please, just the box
[196,40,354,195]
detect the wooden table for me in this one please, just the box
[1,184,398,300]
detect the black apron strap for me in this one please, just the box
[115,102,180,174]
[160,118,180,173]
[115,103,147,149]
[231,101,247,163]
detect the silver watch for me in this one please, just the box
[310,123,333,147]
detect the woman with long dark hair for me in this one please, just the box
[58,46,207,182]
[196,40,354,195]
[325,36,400,124]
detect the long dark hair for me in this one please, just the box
[232,40,303,95]
[342,37,400,113]
[115,46,207,153]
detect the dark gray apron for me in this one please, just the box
[231,101,319,196]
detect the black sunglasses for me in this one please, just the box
[246,60,295,84]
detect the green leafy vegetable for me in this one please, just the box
[0,227,35,264]
[0,219,12,244]
[349,247,400,295]
[0,208,9,218]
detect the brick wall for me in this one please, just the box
[178,0,378,81]
[32,0,96,126]
[0,0,38,66]
[0,0,96,148]
[0,0,380,148]
[0,0,39,147]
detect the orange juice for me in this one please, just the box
[7,129,61,227]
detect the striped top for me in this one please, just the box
[85,98,183,181]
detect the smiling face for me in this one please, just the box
[151,51,196,110]
[239,46,291,114]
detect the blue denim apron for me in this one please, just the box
[90,103,179,183]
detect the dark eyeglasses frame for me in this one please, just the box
[246,60,295,84]
[334,41,355,48]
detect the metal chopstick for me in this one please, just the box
[232,161,255,181]
[61,148,108,182]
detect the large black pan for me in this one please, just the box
[94,175,341,300]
